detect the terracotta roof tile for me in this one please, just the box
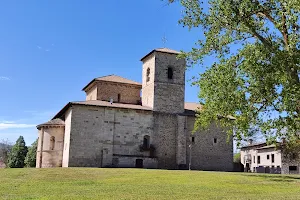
[184,102,202,111]
[82,75,141,91]
[141,48,181,61]
[95,75,141,85]
[37,118,65,129]
[72,100,152,110]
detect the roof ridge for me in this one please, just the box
[95,74,115,79]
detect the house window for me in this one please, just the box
[50,136,55,150]
[267,155,270,160]
[271,154,274,163]
[143,135,150,148]
[146,68,150,82]
[213,138,217,144]
[117,94,121,103]
[167,67,173,79]
[191,137,195,143]
[257,156,260,164]
[253,156,255,163]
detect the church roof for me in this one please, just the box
[82,75,141,91]
[36,118,65,129]
[52,101,202,120]
[73,100,152,110]
[140,48,181,61]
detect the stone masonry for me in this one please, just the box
[36,48,233,171]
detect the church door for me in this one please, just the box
[135,159,143,168]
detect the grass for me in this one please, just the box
[0,168,300,200]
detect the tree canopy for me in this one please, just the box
[167,0,300,145]
[8,136,28,168]
[25,139,38,168]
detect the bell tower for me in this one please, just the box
[141,48,186,114]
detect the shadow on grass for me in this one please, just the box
[241,173,300,183]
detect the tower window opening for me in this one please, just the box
[146,68,150,82]
[167,67,173,79]
[214,138,217,144]
[191,137,195,143]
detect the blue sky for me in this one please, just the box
[0,1,207,145]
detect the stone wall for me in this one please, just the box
[141,52,185,114]
[281,154,300,174]
[67,104,154,167]
[62,109,72,167]
[36,126,64,168]
[153,52,185,114]
[186,117,233,171]
[97,82,141,104]
[176,115,187,167]
[152,112,177,169]
[86,85,98,101]
[112,156,158,168]
[141,54,155,108]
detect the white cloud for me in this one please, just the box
[0,122,36,130]
[0,76,10,81]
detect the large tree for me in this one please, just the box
[25,139,38,168]
[167,0,300,145]
[0,139,12,167]
[8,136,28,168]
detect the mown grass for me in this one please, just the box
[0,168,299,200]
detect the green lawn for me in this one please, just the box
[0,168,299,200]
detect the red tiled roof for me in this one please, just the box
[37,118,65,129]
[141,48,181,61]
[52,101,202,120]
[82,75,141,91]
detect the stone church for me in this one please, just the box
[36,48,233,171]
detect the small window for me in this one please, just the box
[143,135,150,148]
[191,137,195,143]
[253,156,255,163]
[289,166,297,171]
[50,136,55,150]
[167,67,173,79]
[267,155,270,160]
[146,68,150,82]
[117,94,121,103]
[271,154,274,163]
[213,138,217,144]
[257,156,260,164]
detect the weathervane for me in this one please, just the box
[162,34,168,48]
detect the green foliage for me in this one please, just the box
[167,0,300,145]
[25,139,38,168]
[233,152,241,163]
[8,136,28,168]
[0,139,12,167]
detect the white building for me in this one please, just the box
[240,140,300,174]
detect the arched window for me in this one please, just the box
[146,68,150,82]
[143,135,150,148]
[167,67,173,79]
[50,136,55,150]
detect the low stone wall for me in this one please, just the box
[112,156,158,169]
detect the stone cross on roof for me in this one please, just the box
[162,34,167,48]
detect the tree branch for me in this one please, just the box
[281,7,289,51]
